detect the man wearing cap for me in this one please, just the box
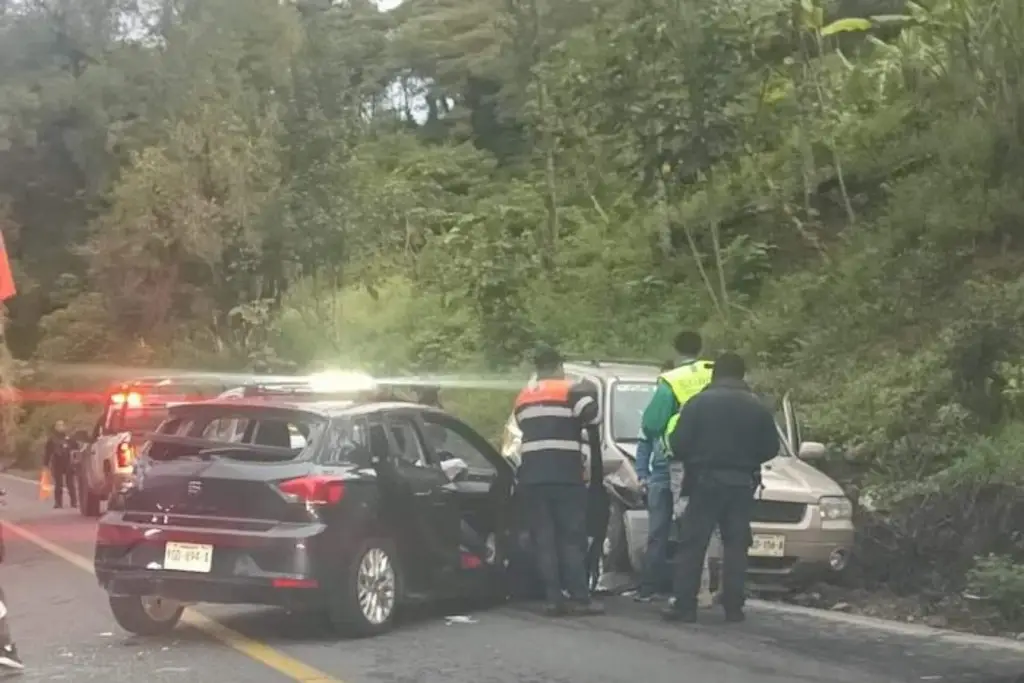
[512,345,604,617]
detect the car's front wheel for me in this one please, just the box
[327,538,400,638]
[109,595,184,636]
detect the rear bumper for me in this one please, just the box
[100,571,324,609]
[94,514,330,607]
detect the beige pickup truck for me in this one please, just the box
[501,359,854,588]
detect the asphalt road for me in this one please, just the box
[1,472,1022,683]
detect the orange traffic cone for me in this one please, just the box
[38,468,53,501]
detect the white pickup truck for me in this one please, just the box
[77,378,225,517]
[501,359,854,589]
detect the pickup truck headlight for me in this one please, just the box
[818,496,853,521]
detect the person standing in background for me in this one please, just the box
[664,353,779,623]
[634,335,714,602]
[512,344,604,617]
[43,420,77,509]
[632,359,674,599]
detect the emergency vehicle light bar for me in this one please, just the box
[562,356,664,368]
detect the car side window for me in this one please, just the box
[321,418,372,467]
[420,415,496,473]
[368,422,390,462]
[386,417,429,467]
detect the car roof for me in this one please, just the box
[168,396,443,419]
[563,360,662,383]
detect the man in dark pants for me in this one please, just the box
[585,420,607,591]
[663,353,779,623]
[43,420,77,509]
[636,334,714,601]
[513,345,604,617]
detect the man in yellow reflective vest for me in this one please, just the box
[634,331,714,601]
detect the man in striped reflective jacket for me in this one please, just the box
[512,345,604,616]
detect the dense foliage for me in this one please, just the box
[2,0,1023,624]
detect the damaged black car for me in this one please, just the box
[94,385,533,638]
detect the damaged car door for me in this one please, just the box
[376,412,462,595]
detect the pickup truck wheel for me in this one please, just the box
[604,499,632,573]
[109,596,184,636]
[80,489,101,518]
[327,538,400,638]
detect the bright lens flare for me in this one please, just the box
[306,371,378,394]
[109,391,143,408]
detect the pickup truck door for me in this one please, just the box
[782,391,801,455]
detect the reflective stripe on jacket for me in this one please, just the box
[660,361,714,447]
[513,378,597,485]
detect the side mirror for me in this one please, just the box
[441,457,470,482]
[798,441,826,461]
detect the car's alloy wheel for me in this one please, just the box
[108,595,184,636]
[328,538,401,637]
[356,547,396,626]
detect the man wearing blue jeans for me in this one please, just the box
[634,433,674,601]
[634,334,714,601]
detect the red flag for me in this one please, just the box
[0,230,15,302]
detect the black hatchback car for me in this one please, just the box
[93,385,524,637]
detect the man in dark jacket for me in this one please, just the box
[663,353,779,623]
[512,344,604,616]
[43,420,77,509]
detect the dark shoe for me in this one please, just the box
[53,503,62,509]
[661,605,697,623]
[568,600,605,616]
[0,644,24,671]
[542,602,569,617]
[724,609,745,623]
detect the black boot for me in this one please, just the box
[661,600,697,623]
[542,602,569,617]
[568,600,605,616]
[724,607,745,623]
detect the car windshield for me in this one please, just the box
[102,404,170,435]
[610,381,658,442]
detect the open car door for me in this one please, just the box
[373,411,463,595]
[782,391,802,455]
[419,411,516,575]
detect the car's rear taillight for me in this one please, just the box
[96,523,138,546]
[116,442,136,469]
[277,476,345,505]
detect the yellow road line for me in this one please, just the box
[2,518,342,682]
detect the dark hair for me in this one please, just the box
[712,352,746,380]
[673,331,702,357]
[660,359,675,372]
[532,344,563,374]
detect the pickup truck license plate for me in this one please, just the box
[164,542,213,573]
[749,534,785,558]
